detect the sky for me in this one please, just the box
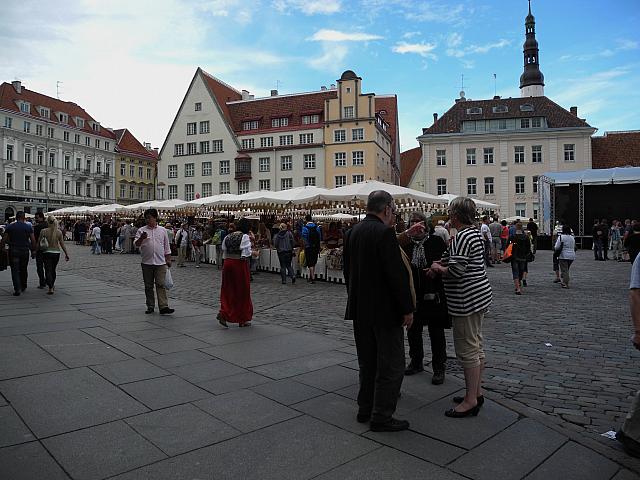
[1,0,639,152]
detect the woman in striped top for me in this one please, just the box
[428,196,492,418]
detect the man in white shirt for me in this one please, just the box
[135,209,174,315]
[91,224,101,255]
[433,220,450,245]
[480,216,493,268]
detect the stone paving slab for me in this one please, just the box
[197,370,271,395]
[144,350,214,369]
[0,405,36,447]
[90,358,171,385]
[0,335,66,380]
[0,441,70,480]
[250,350,356,379]
[293,393,372,434]
[291,364,359,392]
[249,378,326,405]
[119,375,211,410]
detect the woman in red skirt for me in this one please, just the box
[217,218,253,327]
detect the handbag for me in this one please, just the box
[502,243,513,263]
[39,232,49,250]
[88,234,96,242]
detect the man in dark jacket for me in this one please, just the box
[343,190,414,432]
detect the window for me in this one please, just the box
[5,173,13,189]
[259,179,271,191]
[334,130,346,142]
[483,147,494,164]
[20,102,29,113]
[352,128,364,141]
[47,152,55,167]
[63,131,70,142]
[168,185,178,199]
[260,137,273,148]
[35,124,43,136]
[467,107,483,115]
[304,177,316,186]
[532,175,539,194]
[212,140,223,152]
[187,122,197,135]
[343,106,354,119]
[64,181,70,195]
[74,134,80,144]
[346,87,351,93]
[23,121,31,133]
[259,157,270,172]
[514,146,525,163]
[515,176,525,194]
[168,165,178,178]
[303,154,316,169]
[467,177,477,195]
[280,155,292,171]
[146,168,151,179]
[145,187,150,200]
[564,144,575,162]
[130,165,135,177]
[279,135,293,146]
[436,149,447,166]
[202,162,212,176]
[138,166,143,178]
[484,177,494,195]
[4,117,12,128]
[532,145,542,163]
[24,148,32,163]
[299,133,313,144]
[182,163,194,177]
[515,203,526,218]
[76,118,84,128]
[533,203,539,220]
[493,105,509,113]
[36,150,44,165]
[187,142,197,155]
[195,102,202,111]
[95,138,100,149]
[106,164,111,176]
[185,184,195,201]
[120,163,126,176]
[238,180,249,194]
[6,144,13,161]
[200,141,210,154]
[520,104,534,112]
[96,184,102,198]
[335,152,346,167]
[129,185,135,198]
[241,139,254,149]
[520,118,530,128]
[24,176,31,191]
[199,121,210,134]
[531,117,542,128]
[437,178,447,195]
[352,174,364,184]
[220,160,230,175]
[76,183,82,196]
[105,140,111,150]
[85,137,90,146]
[64,155,70,170]
[498,119,507,130]
[352,151,364,166]
[174,144,184,156]
[85,184,91,197]
[96,161,102,174]
[466,148,476,165]
[76,158,81,170]
[242,120,259,130]
[335,175,347,188]
[271,117,288,128]
[302,114,319,124]
[49,178,55,193]
[219,182,230,194]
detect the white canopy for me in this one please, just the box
[544,167,640,186]
[314,212,359,221]
[255,186,332,207]
[148,199,189,210]
[87,204,126,214]
[323,180,443,204]
[185,194,241,208]
[118,201,156,212]
[436,194,499,209]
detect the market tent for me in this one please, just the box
[314,213,359,221]
[436,193,499,209]
[117,201,156,212]
[185,194,241,208]
[148,199,188,210]
[544,167,640,186]
[257,186,332,207]
[322,180,443,205]
[88,204,126,214]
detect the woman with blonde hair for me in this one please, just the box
[37,216,70,294]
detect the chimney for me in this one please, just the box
[433,113,438,124]
[270,89,278,96]
[12,80,22,94]
[330,84,336,90]
[493,95,501,100]
[570,106,578,116]
[320,86,327,91]
[241,89,250,100]
[144,142,151,150]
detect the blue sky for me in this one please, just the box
[1,0,639,151]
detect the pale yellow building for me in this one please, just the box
[114,129,157,205]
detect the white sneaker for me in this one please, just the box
[196,265,200,268]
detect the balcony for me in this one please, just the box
[72,169,91,179]
[94,172,111,183]
[235,155,252,181]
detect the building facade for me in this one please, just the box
[0,81,116,221]
[158,69,400,200]
[404,3,596,219]
[114,129,158,205]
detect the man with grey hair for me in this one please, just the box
[433,219,450,244]
[344,190,415,432]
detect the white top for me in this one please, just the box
[433,225,450,244]
[480,223,492,242]
[554,234,576,260]
[221,233,252,258]
[92,226,101,240]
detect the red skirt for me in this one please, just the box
[218,258,253,324]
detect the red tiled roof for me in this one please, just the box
[423,96,591,134]
[592,131,640,169]
[114,128,157,161]
[200,70,242,125]
[400,146,421,187]
[0,82,116,140]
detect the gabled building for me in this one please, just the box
[157,68,400,201]
[404,2,597,219]
[114,129,158,205]
[0,80,117,221]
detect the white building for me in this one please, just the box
[0,81,116,221]
[404,2,597,219]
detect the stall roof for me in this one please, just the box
[544,167,640,186]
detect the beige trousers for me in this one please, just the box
[452,311,486,369]
[141,264,168,310]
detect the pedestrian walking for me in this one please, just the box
[273,223,296,284]
[428,196,492,418]
[592,219,605,261]
[2,212,36,296]
[217,218,253,328]
[554,225,576,289]
[175,224,189,267]
[510,222,531,294]
[211,223,226,269]
[480,216,493,268]
[32,212,48,289]
[134,209,174,315]
[192,225,203,268]
[302,214,322,283]
[90,223,101,254]
[489,217,502,263]
[37,216,70,294]
[343,190,415,432]
[527,218,538,254]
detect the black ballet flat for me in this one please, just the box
[445,405,481,418]
[453,395,484,406]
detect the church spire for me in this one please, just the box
[520,0,545,97]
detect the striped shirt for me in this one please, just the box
[442,226,492,316]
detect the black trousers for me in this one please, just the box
[35,250,46,287]
[353,321,405,423]
[407,319,447,372]
[102,235,113,254]
[43,252,60,289]
[9,250,30,292]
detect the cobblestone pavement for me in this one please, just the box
[59,245,639,444]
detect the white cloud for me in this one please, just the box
[616,39,639,51]
[406,2,465,24]
[392,41,437,59]
[447,32,463,47]
[273,0,341,14]
[308,29,383,42]
[307,43,349,72]
[559,39,639,62]
[403,31,421,39]
[447,39,511,58]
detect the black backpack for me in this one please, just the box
[307,225,320,249]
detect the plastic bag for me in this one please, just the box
[299,249,307,268]
[165,267,174,289]
[502,243,513,263]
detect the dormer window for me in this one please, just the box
[271,117,289,128]
[58,112,68,123]
[466,107,483,115]
[76,117,85,128]
[242,120,259,130]
[20,102,30,113]
[492,105,509,113]
[39,107,50,119]
[91,122,100,132]
[520,104,534,112]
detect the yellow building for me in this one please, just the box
[114,129,157,205]
[324,70,399,188]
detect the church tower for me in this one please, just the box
[520,0,545,97]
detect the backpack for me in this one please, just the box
[306,225,320,249]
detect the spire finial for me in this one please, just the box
[528,0,531,16]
